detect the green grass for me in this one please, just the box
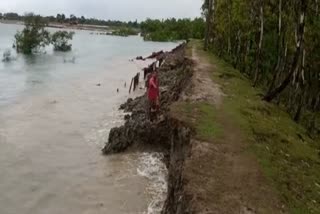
[185,42,193,59]
[190,40,320,214]
[170,102,223,142]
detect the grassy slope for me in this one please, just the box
[171,101,223,141]
[174,40,320,213]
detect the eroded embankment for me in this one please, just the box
[102,44,195,213]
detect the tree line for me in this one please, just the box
[140,18,205,41]
[0,12,205,42]
[0,12,139,28]
[203,0,320,134]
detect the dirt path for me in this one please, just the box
[183,46,285,213]
[189,48,224,106]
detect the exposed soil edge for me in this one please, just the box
[102,44,196,213]
[161,118,194,214]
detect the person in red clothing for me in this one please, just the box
[147,70,160,121]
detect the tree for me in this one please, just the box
[140,18,205,41]
[80,16,86,24]
[202,0,319,131]
[263,0,309,101]
[204,0,214,50]
[69,14,77,24]
[47,16,56,23]
[56,14,67,23]
[253,0,265,86]
[267,0,285,94]
[193,18,206,39]
[14,14,50,54]
[61,14,66,22]
[56,14,62,23]
[4,12,19,20]
[51,31,75,51]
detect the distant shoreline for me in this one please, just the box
[0,20,111,32]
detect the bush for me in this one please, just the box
[14,14,50,54]
[51,31,75,51]
[2,50,12,62]
[111,28,139,37]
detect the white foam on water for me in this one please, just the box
[137,152,168,214]
[85,109,127,148]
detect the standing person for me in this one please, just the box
[147,70,160,121]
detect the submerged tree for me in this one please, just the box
[2,50,12,62]
[14,13,50,54]
[14,14,75,54]
[51,31,75,51]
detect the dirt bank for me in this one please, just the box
[102,43,197,213]
[102,43,192,156]
[103,41,287,214]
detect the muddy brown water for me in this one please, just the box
[0,23,175,214]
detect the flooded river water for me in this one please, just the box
[0,23,176,214]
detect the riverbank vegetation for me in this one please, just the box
[140,18,205,41]
[1,12,206,41]
[0,12,139,29]
[109,27,139,37]
[190,40,320,213]
[203,0,320,136]
[14,14,74,54]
